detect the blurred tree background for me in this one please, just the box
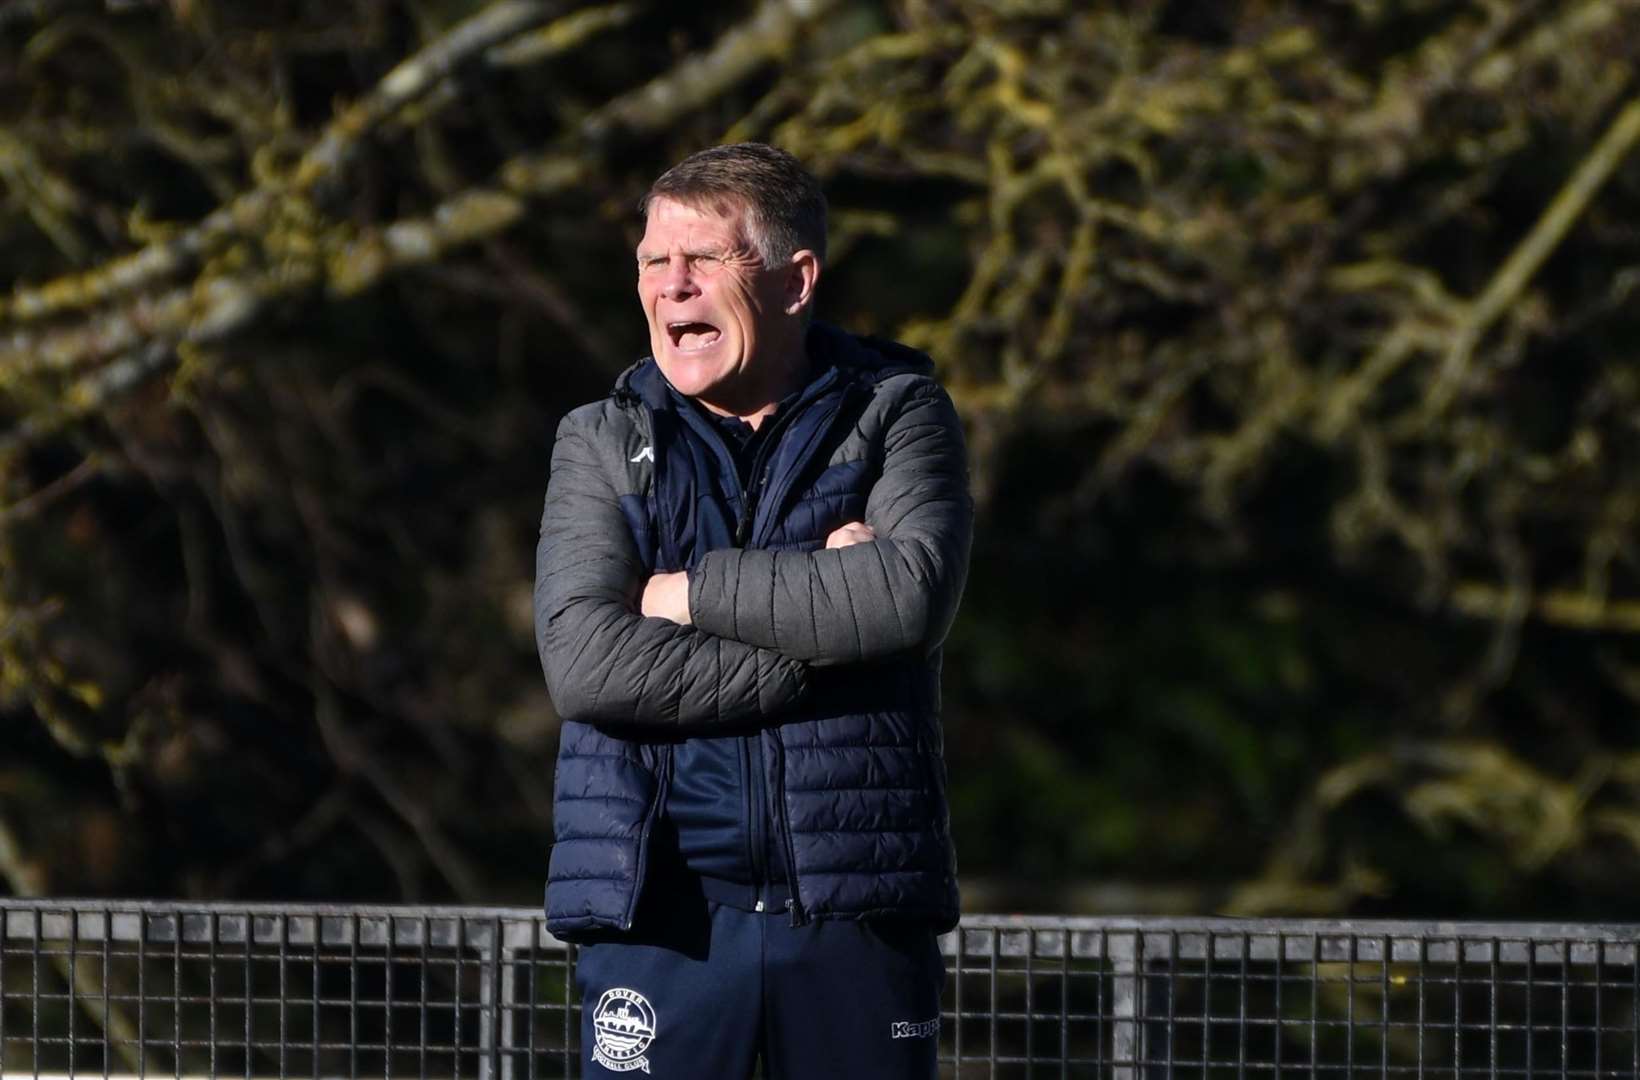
[2,0,1639,921]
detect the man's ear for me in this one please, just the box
[783,249,820,315]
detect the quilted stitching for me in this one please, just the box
[539,325,967,936]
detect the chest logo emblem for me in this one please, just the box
[630,446,654,463]
[592,987,656,1072]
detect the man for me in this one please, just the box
[534,143,971,1079]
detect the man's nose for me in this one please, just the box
[660,257,697,300]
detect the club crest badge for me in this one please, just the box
[591,987,656,1073]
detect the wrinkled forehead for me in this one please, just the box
[639,193,757,248]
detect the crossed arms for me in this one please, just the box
[636,520,876,626]
[533,378,972,731]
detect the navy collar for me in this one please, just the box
[698,366,821,443]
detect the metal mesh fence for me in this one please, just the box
[0,903,1634,1077]
[952,919,1640,1077]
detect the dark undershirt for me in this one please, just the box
[700,391,796,488]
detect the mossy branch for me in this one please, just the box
[1421,96,1640,418]
[1451,581,1640,634]
[0,0,603,326]
[1,0,835,449]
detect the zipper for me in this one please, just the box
[751,725,770,895]
[731,400,815,908]
[734,462,771,547]
[676,396,802,905]
[733,408,799,547]
[665,376,841,913]
[770,728,808,925]
[742,377,860,924]
[739,734,769,900]
[621,744,672,931]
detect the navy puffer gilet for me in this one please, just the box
[536,323,970,939]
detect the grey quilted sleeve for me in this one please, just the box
[688,378,973,665]
[534,414,808,728]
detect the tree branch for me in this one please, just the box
[1421,96,1640,418]
[1,0,841,452]
[0,0,578,326]
[1450,581,1640,634]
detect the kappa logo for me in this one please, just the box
[591,987,657,1073]
[630,446,654,463]
[890,1017,940,1040]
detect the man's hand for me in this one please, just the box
[643,523,872,625]
[825,520,876,549]
[641,571,692,625]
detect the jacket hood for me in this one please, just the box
[805,320,935,381]
[612,321,934,407]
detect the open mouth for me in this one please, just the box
[667,321,721,351]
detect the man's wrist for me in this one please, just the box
[640,570,692,625]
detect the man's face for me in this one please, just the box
[636,196,801,414]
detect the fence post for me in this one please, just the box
[1111,931,1171,1079]
[1110,931,1145,1079]
[478,918,496,1080]
[481,918,524,1080]
[498,921,522,1080]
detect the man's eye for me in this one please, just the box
[692,255,721,270]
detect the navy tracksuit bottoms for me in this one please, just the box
[574,895,945,1079]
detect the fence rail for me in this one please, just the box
[0,901,1635,1077]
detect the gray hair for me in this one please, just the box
[641,143,827,267]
